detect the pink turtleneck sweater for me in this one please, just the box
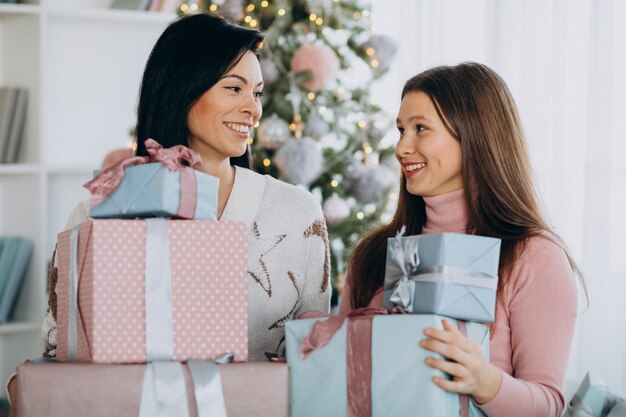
[339,189,578,417]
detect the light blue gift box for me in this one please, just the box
[383,233,501,323]
[285,314,489,417]
[89,162,219,220]
[564,372,610,417]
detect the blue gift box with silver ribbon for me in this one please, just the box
[383,232,501,322]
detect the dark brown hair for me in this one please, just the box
[135,13,263,169]
[348,62,584,308]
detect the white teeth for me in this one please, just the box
[225,123,250,133]
[405,163,426,172]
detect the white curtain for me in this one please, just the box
[370,0,626,398]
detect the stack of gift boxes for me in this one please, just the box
[9,140,502,417]
[8,141,289,417]
[285,231,501,417]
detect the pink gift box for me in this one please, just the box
[8,360,289,417]
[55,219,248,363]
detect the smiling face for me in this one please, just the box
[395,91,463,197]
[187,50,263,163]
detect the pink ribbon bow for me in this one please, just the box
[84,139,203,218]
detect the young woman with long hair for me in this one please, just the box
[340,62,582,417]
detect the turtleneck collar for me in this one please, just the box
[422,188,468,234]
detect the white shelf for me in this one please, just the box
[0,164,41,175]
[0,3,41,15]
[46,8,176,23]
[46,166,94,176]
[0,321,39,335]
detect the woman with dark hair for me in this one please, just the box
[340,63,582,417]
[43,14,330,362]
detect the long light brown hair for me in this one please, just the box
[349,62,584,308]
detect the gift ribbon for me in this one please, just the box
[144,218,175,361]
[457,320,469,417]
[139,362,190,417]
[84,138,202,219]
[139,353,234,417]
[188,357,230,417]
[66,226,80,361]
[301,307,405,417]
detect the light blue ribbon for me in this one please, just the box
[139,362,190,417]
[139,353,234,417]
[144,218,174,361]
[67,226,80,361]
[188,360,229,417]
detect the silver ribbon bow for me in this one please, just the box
[387,227,420,311]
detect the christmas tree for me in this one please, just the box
[180,0,398,304]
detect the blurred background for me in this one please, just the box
[0,0,623,406]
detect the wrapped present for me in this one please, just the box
[564,372,626,417]
[85,139,219,220]
[55,219,248,363]
[285,310,489,417]
[7,359,289,417]
[383,232,501,322]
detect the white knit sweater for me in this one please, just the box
[42,166,331,361]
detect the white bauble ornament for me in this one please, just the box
[323,194,351,225]
[260,58,280,84]
[256,114,291,150]
[360,34,398,71]
[221,0,244,21]
[303,112,328,139]
[344,160,397,205]
[274,136,324,186]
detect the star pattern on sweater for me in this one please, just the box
[303,218,330,293]
[247,221,286,297]
[268,271,300,331]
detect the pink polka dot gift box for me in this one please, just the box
[55,219,249,363]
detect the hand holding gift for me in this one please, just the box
[421,318,502,405]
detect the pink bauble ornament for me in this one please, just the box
[290,43,340,91]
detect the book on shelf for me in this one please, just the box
[0,237,34,323]
[0,87,17,163]
[0,86,28,164]
[110,0,152,11]
[148,0,162,11]
[4,88,27,163]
